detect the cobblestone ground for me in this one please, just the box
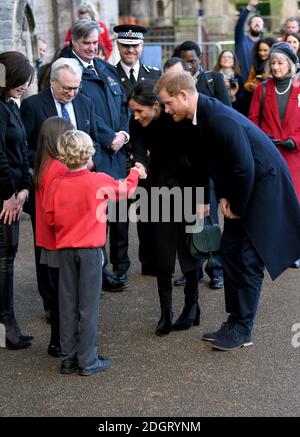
[1,215,300,417]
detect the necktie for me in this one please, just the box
[129,68,136,86]
[60,103,71,122]
[87,64,98,76]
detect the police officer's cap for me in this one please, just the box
[113,24,147,45]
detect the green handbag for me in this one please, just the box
[188,216,222,267]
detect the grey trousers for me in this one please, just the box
[58,248,102,368]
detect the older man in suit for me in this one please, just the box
[20,57,100,320]
[156,72,300,351]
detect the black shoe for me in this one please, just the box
[174,274,186,287]
[102,276,128,292]
[209,277,224,289]
[48,343,61,357]
[155,308,173,336]
[113,273,129,287]
[19,334,34,341]
[290,259,300,268]
[6,338,31,350]
[172,303,200,330]
[60,355,78,374]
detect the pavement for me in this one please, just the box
[1,214,300,417]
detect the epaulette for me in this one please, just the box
[142,65,160,72]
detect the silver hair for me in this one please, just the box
[268,52,296,77]
[71,18,100,41]
[50,58,83,80]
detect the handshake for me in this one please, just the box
[269,136,296,151]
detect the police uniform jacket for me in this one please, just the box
[115,61,162,98]
[196,94,300,279]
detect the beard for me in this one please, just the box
[250,29,262,37]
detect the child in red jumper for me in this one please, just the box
[46,130,146,376]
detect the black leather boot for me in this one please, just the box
[172,302,200,330]
[155,308,173,336]
[0,235,31,350]
[156,272,173,336]
[173,269,200,330]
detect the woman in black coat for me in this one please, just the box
[128,80,205,336]
[0,51,34,349]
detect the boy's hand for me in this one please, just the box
[134,162,147,179]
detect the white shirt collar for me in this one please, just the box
[72,50,95,69]
[120,61,140,79]
[192,107,197,125]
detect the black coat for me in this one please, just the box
[195,94,300,279]
[20,88,101,171]
[131,111,207,273]
[196,70,231,106]
[0,100,31,200]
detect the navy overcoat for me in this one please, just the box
[195,94,300,280]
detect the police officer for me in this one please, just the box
[113,24,161,99]
[113,24,162,277]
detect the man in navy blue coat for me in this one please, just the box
[156,71,300,351]
[64,19,131,291]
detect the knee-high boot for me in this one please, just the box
[173,269,200,330]
[155,273,173,336]
[0,254,31,349]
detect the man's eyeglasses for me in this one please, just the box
[55,79,82,93]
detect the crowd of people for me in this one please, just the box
[1,0,300,375]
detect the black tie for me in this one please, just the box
[129,68,136,85]
[87,64,98,76]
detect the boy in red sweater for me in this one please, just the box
[46,130,145,376]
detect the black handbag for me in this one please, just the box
[188,216,222,267]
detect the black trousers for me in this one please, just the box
[0,216,23,342]
[106,199,130,276]
[221,219,265,334]
[156,269,199,309]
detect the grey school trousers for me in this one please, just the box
[58,248,102,368]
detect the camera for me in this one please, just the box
[229,77,238,88]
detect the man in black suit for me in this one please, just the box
[156,71,300,351]
[20,57,100,319]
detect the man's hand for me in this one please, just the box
[196,203,210,219]
[111,132,126,153]
[134,162,147,179]
[0,193,19,225]
[219,198,239,219]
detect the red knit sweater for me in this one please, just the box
[46,168,139,249]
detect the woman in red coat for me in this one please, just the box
[64,3,112,60]
[249,42,300,267]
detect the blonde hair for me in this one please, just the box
[78,2,98,20]
[57,130,95,169]
[155,71,197,96]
